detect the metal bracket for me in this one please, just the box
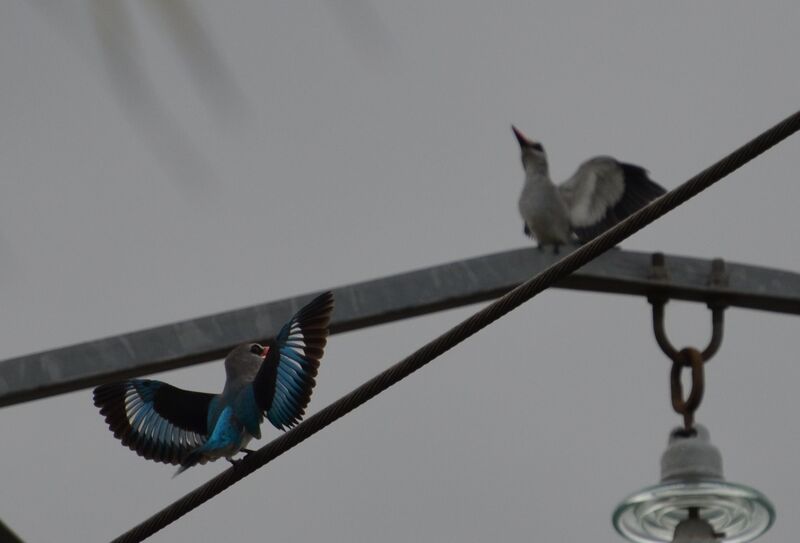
[648,252,670,282]
[648,254,727,362]
[648,254,730,430]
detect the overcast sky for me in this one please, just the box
[1,1,799,541]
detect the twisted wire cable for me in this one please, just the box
[113,109,800,543]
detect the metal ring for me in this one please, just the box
[670,348,705,429]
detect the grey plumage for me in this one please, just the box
[512,125,666,245]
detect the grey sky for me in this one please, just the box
[1,1,799,541]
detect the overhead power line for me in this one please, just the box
[0,519,24,543]
[111,108,800,543]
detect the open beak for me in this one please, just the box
[260,346,269,359]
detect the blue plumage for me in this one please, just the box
[234,386,263,439]
[174,407,245,476]
[93,291,334,474]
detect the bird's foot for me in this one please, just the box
[225,448,255,466]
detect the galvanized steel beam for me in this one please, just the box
[1,247,798,408]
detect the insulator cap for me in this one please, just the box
[661,425,723,482]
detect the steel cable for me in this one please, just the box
[113,109,800,543]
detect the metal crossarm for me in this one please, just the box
[1,247,799,408]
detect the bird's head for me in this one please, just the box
[225,342,270,382]
[512,125,548,174]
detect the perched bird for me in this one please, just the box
[93,291,334,475]
[512,125,666,249]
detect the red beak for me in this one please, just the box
[511,125,530,146]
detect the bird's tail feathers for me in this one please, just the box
[173,428,243,477]
[173,451,203,477]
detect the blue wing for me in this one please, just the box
[93,379,216,465]
[252,291,334,430]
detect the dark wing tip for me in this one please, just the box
[298,291,334,321]
[620,163,667,197]
[94,381,159,462]
[572,162,666,244]
[292,291,334,348]
[92,379,212,465]
[262,292,334,430]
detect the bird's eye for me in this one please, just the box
[250,344,263,355]
[530,142,544,152]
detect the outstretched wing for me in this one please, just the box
[559,157,666,243]
[252,291,334,430]
[93,379,216,465]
